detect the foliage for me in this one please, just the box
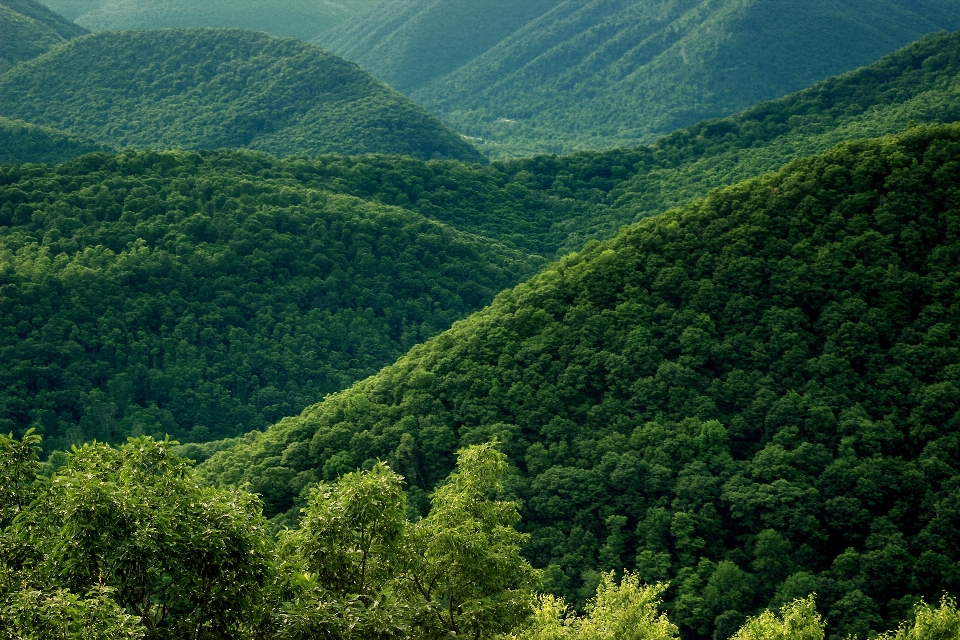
[0,429,40,527]
[730,596,823,640]
[0,584,145,640]
[0,116,110,165]
[0,149,537,452]
[274,443,539,640]
[0,432,271,638]
[507,572,677,640]
[201,125,960,638]
[274,462,410,639]
[877,597,960,640]
[406,442,540,639]
[0,29,484,162]
[319,0,960,158]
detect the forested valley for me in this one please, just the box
[4,1,960,639]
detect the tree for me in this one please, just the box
[507,571,678,640]
[407,442,540,639]
[274,462,410,640]
[0,429,41,528]
[6,437,272,639]
[729,596,823,640]
[877,597,960,640]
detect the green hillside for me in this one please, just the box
[0,116,110,164]
[0,29,484,162]
[56,0,382,41]
[238,30,960,261]
[0,149,539,453]
[0,0,86,71]
[318,0,960,158]
[315,0,564,94]
[200,124,960,639]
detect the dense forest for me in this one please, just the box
[0,116,110,165]
[200,124,960,638]
[4,3,960,638]
[0,0,85,71]
[318,0,960,157]
[4,28,960,456]
[4,431,960,639]
[214,28,960,259]
[0,149,540,452]
[52,0,381,40]
[0,29,484,162]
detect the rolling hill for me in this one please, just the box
[0,0,86,71]
[41,0,382,41]
[242,30,960,261]
[0,149,540,454]
[0,116,110,164]
[0,28,485,162]
[199,123,960,639]
[318,0,960,157]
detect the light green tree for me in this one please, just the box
[5,436,272,639]
[877,597,960,640]
[407,442,540,639]
[506,571,677,640]
[730,596,824,640]
[275,461,411,640]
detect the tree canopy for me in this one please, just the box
[200,124,960,638]
[0,149,539,453]
[0,28,485,162]
[319,0,960,158]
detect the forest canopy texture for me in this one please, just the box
[318,0,960,157]
[0,0,86,72]
[0,29,485,162]
[200,124,960,639]
[0,150,539,452]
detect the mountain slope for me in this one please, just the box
[61,0,381,41]
[239,30,960,262]
[0,29,484,162]
[199,124,960,638]
[0,116,110,164]
[0,149,539,453]
[319,0,960,157]
[0,0,86,71]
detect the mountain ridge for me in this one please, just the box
[0,28,485,162]
[318,0,960,157]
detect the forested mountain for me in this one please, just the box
[3,28,960,453]
[200,124,960,639]
[0,117,110,164]
[39,0,382,41]
[318,0,960,158]
[0,29,484,162]
[0,0,85,71]
[0,149,539,453]
[245,30,960,260]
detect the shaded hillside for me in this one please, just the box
[0,116,110,164]
[0,0,85,71]
[59,0,381,41]
[0,29,484,161]
[316,0,563,93]
[319,0,960,157]
[242,30,960,260]
[0,149,539,453]
[200,124,960,639]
